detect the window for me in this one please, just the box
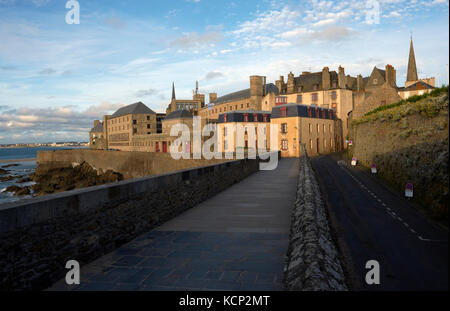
[329,110,333,119]
[224,140,228,150]
[280,107,287,117]
[263,114,268,122]
[312,93,318,102]
[244,114,249,122]
[322,110,326,118]
[245,127,248,135]
[313,84,318,91]
[224,127,228,136]
[331,91,337,100]
[224,107,227,111]
[332,81,337,88]
[307,107,312,118]
[254,114,258,122]
[316,109,320,118]
[241,104,244,108]
[373,79,378,85]
[381,100,386,105]
[309,123,312,133]
[133,120,137,125]
[133,128,137,134]
[309,139,313,149]
[298,86,303,92]
[223,114,227,122]
[247,103,249,107]
[281,139,288,150]
[230,106,232,110]
[147,116,150,120]
[235,105,237,110]
[297,95,302,104]
[316,124,319,133]
[147,124,150,129]
[281,123,288,134]
[324,138,327,148]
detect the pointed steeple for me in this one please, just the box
[171,82,176,100]
[406,37,418,82]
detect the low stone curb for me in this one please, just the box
[283,146,347,291]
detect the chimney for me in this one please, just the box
[338,66,346,89]
[385,64,397,88]
[263,76,267,96]
[322,67,330,91]
[209,92,217,104]
[357,74,364,91]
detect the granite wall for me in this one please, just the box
[283,145,347,291]
[0,157,261,290]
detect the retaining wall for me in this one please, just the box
[0,157,262,290]
[283,145,347,291]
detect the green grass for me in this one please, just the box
[353,85,449,125]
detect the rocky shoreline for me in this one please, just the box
[0,161,124,199]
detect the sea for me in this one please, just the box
[0,147,87,205]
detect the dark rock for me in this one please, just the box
[0,168,8,175]
[0,175,15,182]
[1,164,19,168]
[17,177,32,184]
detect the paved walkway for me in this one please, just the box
[49,158,299,291]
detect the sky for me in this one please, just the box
[0,0,448,144]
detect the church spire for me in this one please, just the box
[171,82,176,100]
[406,36,418,82]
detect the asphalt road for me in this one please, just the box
[311,155,449,291]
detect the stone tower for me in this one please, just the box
[250,75,264,110]
[171,82,176,101]
[406,37,418,85]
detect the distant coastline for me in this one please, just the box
[0,158,36,163]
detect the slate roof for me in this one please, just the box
[271,103,335,120]
[212,83,279,105]
[111,102,156,118]
[217,110,271,123]
[165,109,193,120]
[398,80,434,91]
[90,122,103,133]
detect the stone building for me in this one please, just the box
[270,104,339,157]
[165,82,205,115]
[398,38,435,99]
[89,120,106,150]
[215,104,340,158]
[352,65,402,119]
[216,110,272,153]
[198,75,279,121]
[102,102,159,151]
[274,66,353,147]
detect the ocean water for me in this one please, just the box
[0,147,86,205]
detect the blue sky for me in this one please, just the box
[0,0,448,143]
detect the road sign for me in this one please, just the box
[351,157,357,166]
[371,163,377,174]
[405,183,413,198]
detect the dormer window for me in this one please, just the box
[298,86,303,92]
[373,79,378,85]
[313,84,318,91]
[332,81,337,88]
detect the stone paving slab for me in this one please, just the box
[48,158,299,291]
